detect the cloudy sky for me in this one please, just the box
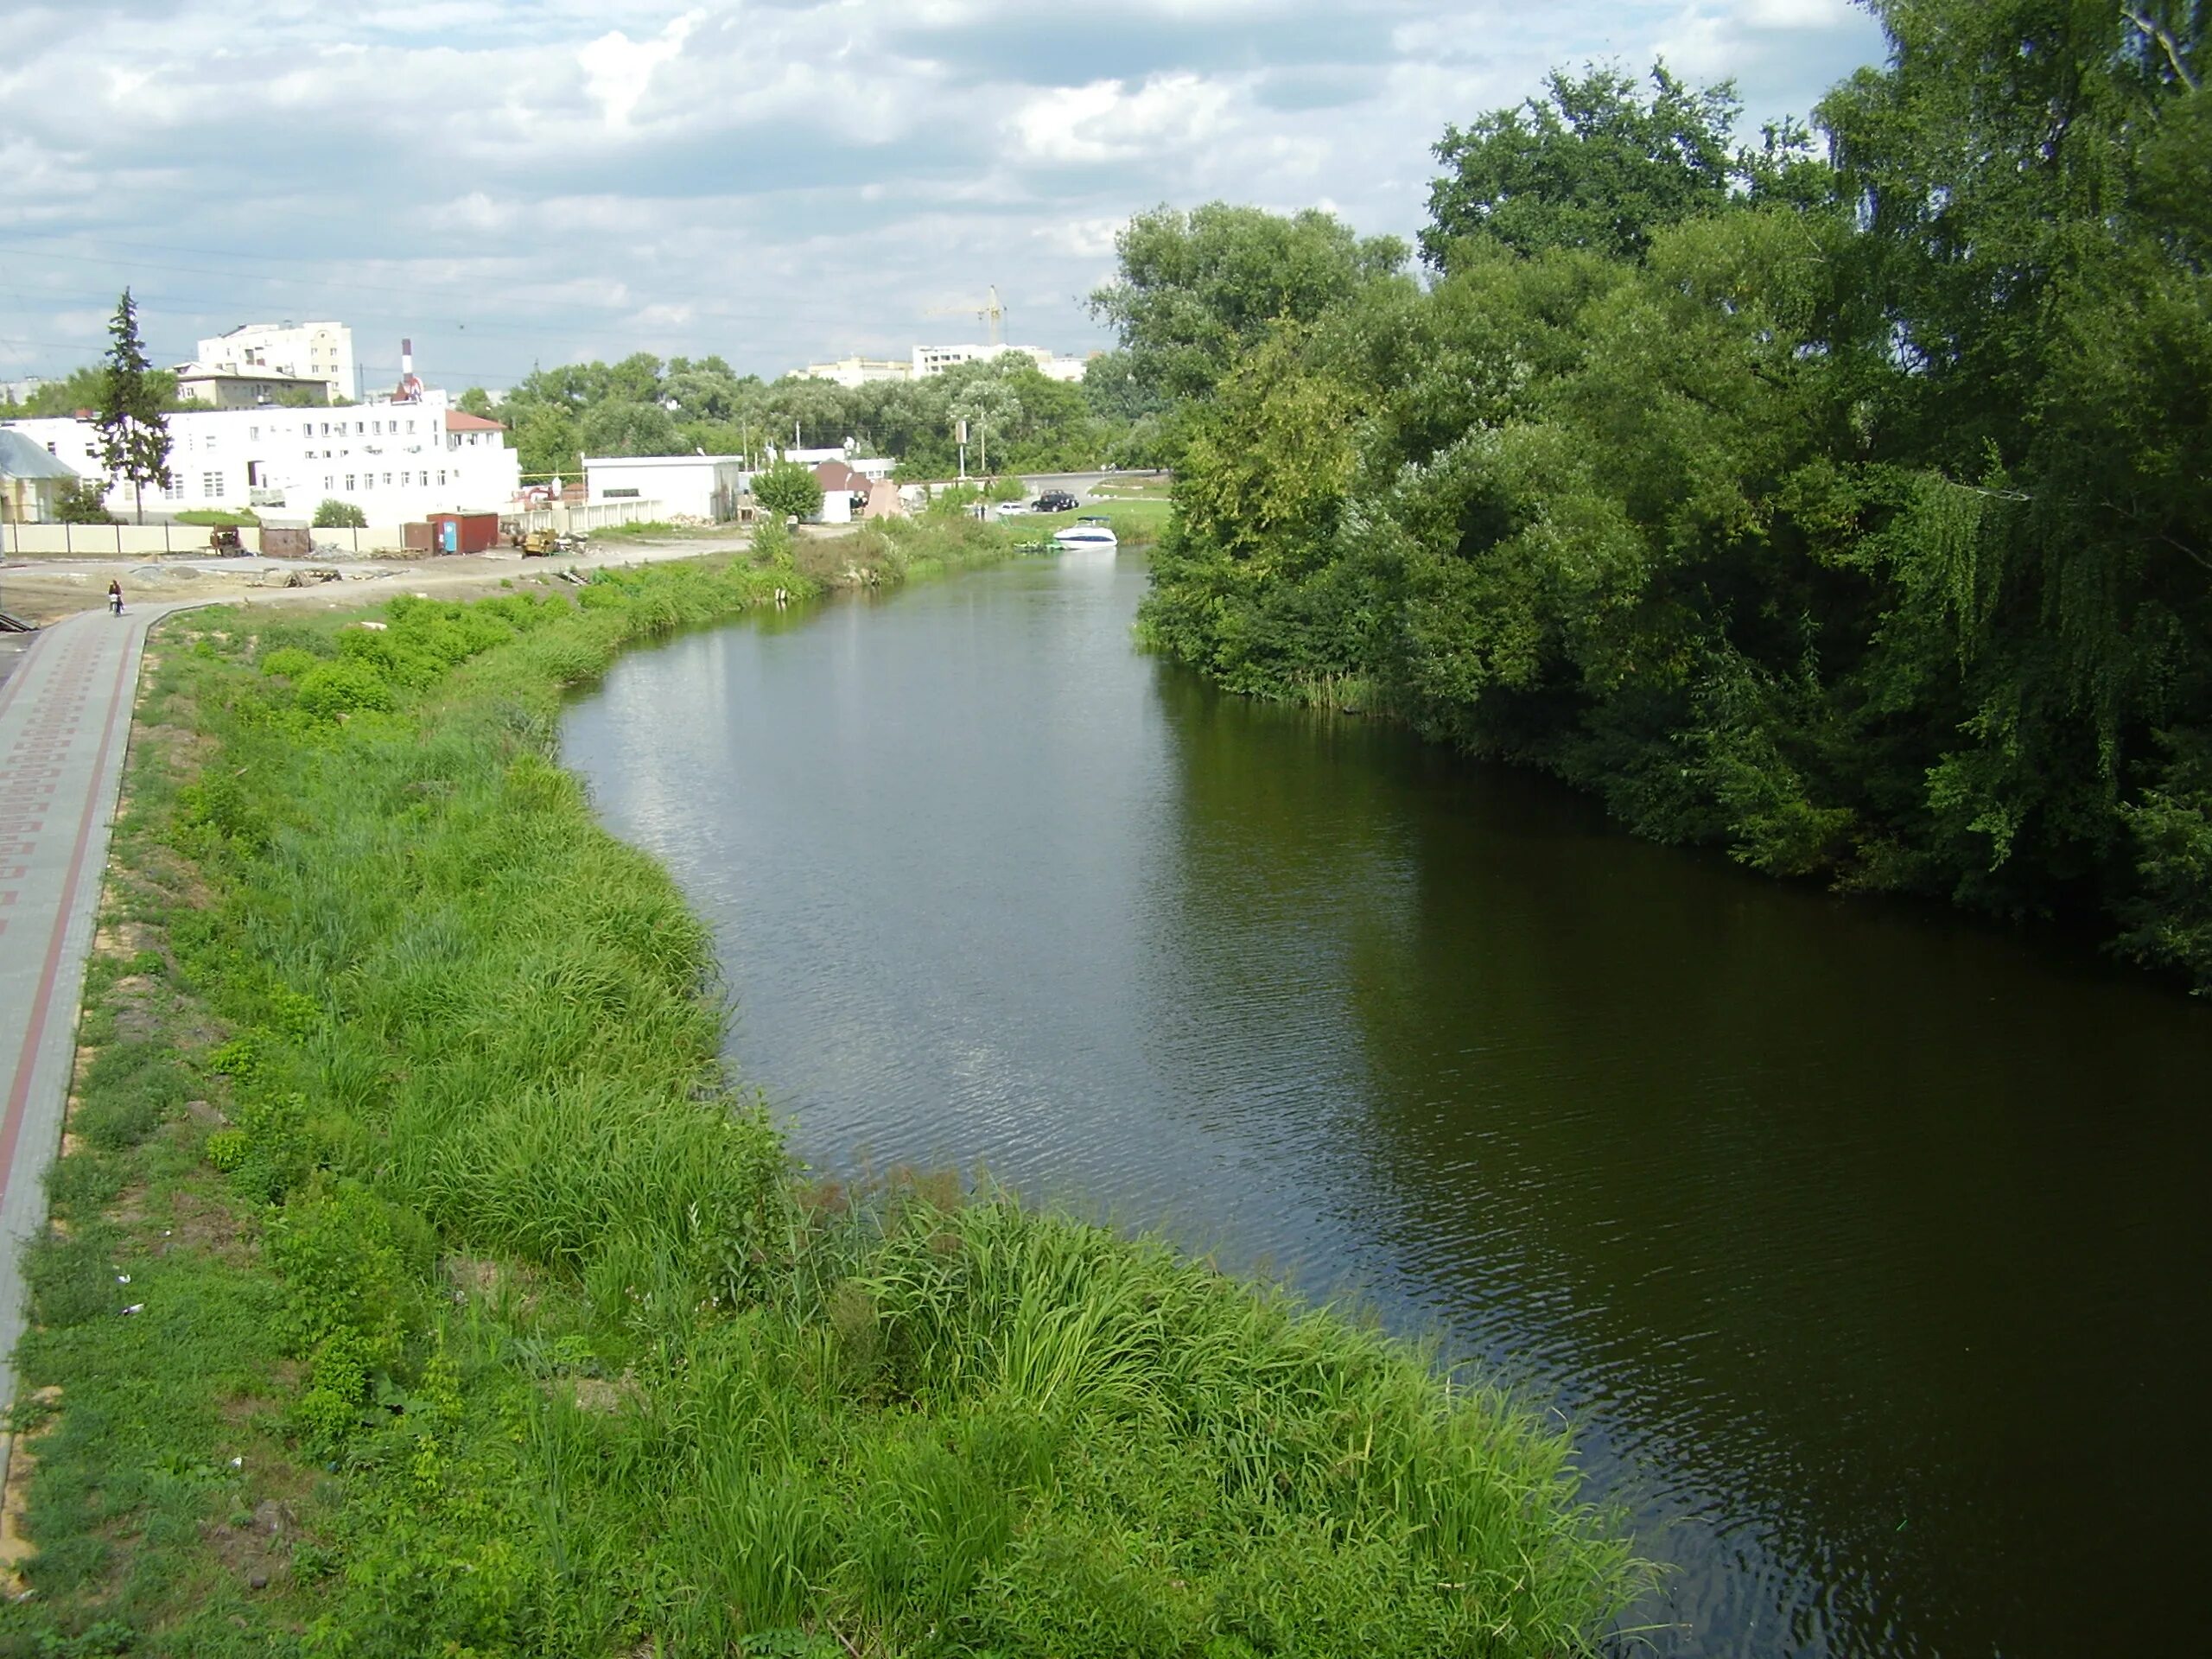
[0,0,1886,393]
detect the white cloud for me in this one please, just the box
[580,9,702,130]
[1740,0,1855,27]
[1008,73,1239,165]
[0,0,1887,385]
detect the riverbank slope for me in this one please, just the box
[1,543,1640,1655]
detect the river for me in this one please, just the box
[562,550,2212,1658]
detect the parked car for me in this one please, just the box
[1033,489,1079,513]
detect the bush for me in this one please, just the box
[54,477,118,524]
[753,459,824,523]
[259,645,321,681]
[264,1177,429,1356]
[314,498,370,528]
[295,659,397,720]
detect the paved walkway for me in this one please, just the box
[0,602,190,1426]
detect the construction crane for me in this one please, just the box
[925,284,1006,346]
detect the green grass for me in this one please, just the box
[1085,474,1175,500]
[171,509,260,527]
[3,555,1643,1656]
[583,518,688,538]
[1008,498,1175,547]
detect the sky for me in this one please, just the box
[0,0,1889,393]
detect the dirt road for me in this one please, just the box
[1,533,754,624]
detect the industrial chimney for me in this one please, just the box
[393,337,424,404]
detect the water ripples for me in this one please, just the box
[564,559,2212,1659]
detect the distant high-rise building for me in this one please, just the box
[192,321,354,402]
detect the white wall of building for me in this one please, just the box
[582,454,749,520]
[910,343,1090,383]
[798,357,913,387]
[2,389,520,524]
[775,447,895,481]
[194,321,355,402]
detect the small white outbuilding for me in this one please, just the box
[582,454,750,521]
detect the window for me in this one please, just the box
[400,471,410,486]
[250,425,259,441]
[204,433,217,450]
[201,472,224,498]
[371,420,381,435]
[162,477,185,501]
[354,421,364,434]
[345,474,355,490]
[320,422,329,435]
[405,420,416,434]
[324,476,334,490]
[382,473,391,486]
[437,470,447,486]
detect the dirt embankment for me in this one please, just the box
[0,533,757,628]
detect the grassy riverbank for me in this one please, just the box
[2,549,1641,1656]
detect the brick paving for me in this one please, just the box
[0,604,183,1424]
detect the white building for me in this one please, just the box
[192,321,355,403]
[912,344,1090,383]
[797,356,913,388]
[1,389,520,524]
[175,366,327,410]
[797,345,1095,387]
[582,454,749,520]
[774,446,895,480]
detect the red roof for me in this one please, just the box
[445,410,505,432]
[814,460,867,491]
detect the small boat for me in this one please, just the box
[1052,516,1118,551]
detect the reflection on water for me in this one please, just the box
[563,556,2212,1659]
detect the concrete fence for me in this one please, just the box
[1,522,257,557]
[511,500,675,533]
[4,522,424,558]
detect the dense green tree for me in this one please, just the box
[1421,64,1750,266]
[509,404,582,482]
[1136,8,2212,989]
[579,399,682,459]
[950,374,1023,477]
[93,289,174,524]
[1090,204,1410,399]
[313,499,369,529]
[753,459,823,523]
[8,363,187,419]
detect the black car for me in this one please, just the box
[1033,489,1079,513]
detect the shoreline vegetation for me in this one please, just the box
[1099,10,2212,994]
[2,531,1643,1656]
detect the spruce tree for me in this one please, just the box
[94,289,173,524]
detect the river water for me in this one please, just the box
[563,552,2212,1658]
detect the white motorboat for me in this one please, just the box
[1052,516,1118,551]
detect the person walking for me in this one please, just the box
[108,580,123,616]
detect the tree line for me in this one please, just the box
[464,349,1173,482]
[1101,2,2212,989]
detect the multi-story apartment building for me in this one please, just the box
[798,345,1095,386]
[2,389,519,524]
[191,321,356,402]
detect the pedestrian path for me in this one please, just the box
[0,602,188,1425]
